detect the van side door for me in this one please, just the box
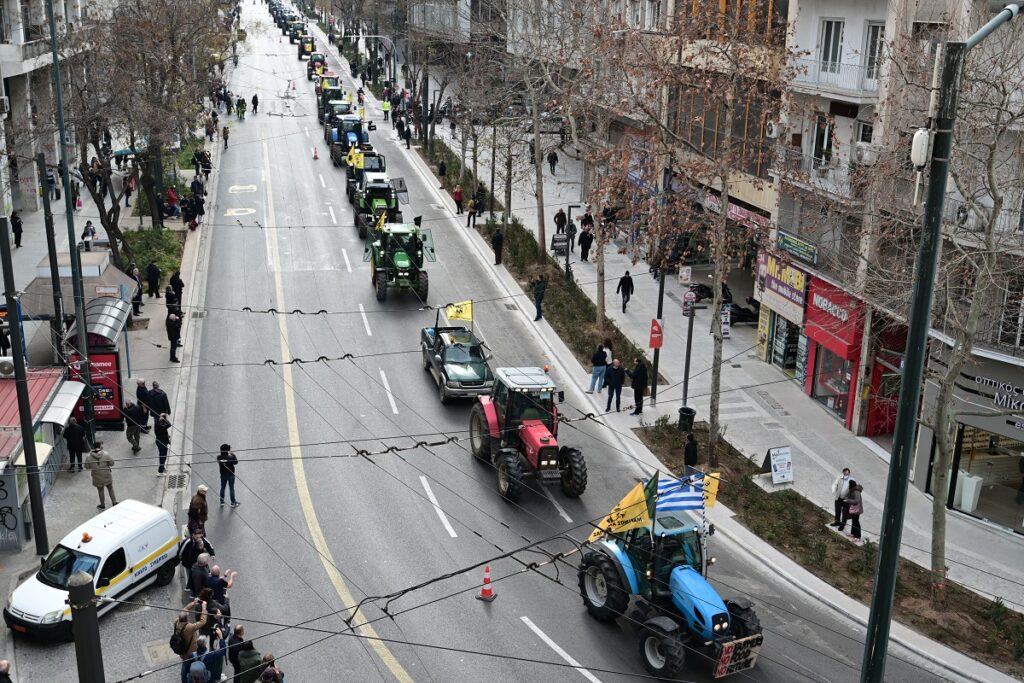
[95,548,129,612]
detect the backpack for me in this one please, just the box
[169,623,188,655]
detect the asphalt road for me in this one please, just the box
[9,5,949,682]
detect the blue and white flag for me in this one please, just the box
[653,474,705,512]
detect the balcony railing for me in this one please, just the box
[791,57,880,96]
[943,196,1024,236]
[775,148,863,200]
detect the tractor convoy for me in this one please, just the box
[268,3,764,678]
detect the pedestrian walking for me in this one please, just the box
[193,193,206,226]
[190,175,204,199]
[531,274,547,321]
[627,357,649,416]
[46,167,57,200]
[171,270,185,305]
[587,344,607,394]
[382,98,390,120]
[131,268,144,316]
[251,93,259,114]
[81,221,97,251]
[136,378,154,431]
[218,444,240,507]
[578,227,593,262]
[146,260,162,298]
[844,481,863,540]
[465,197,477,228]
[176,531,214,595]
[396,117,405,139]
[9,211,22,248]
[155,414,172,474]
[205,119,216,142]
[491,228,503,265]
[223,125,230,149]
[452,185,464,214]
[567,219,577,252]
[188,485,210,536]
[547,149,558,174]
[123,174,136,207]
[684,433,699,476]
[403,125,411,149]
[123,401,145,453]
[86,442,117,509]
[437,160,447,188]
[604,359,625,412]
[167,313,182,363]
[617,270,634,313]
[554,208,567,234]
[228,625,246,681]
[201,152,213,184]
[150,380,172,416]
[0,659,12,683]
[63,416,87,472]
[830,467,852,528]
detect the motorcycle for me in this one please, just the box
[729,301,759,324]
[688,281,733,304]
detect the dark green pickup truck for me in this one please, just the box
[421,326,494,403]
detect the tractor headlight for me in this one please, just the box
[398,270,409,277]
[40,610,64,624]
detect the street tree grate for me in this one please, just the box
[166,474,187,490]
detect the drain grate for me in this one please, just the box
[731,363,742,368]
[505,303,517,311]
[166,474,187,490]
[191,311,206,319]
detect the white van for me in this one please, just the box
[4,499,178,641]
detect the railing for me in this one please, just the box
[791,57,880,95]
[775,148,861,199]
[934,305,1024,359]
[943,195,1024,236]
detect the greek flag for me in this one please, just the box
[654,474,705,512]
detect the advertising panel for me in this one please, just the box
[69,353,121,421]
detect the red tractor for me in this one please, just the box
[469,367,587,501]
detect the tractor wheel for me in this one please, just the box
[415,271,429,302]
[469,404,492,462]
[375,272,387,302]
[727,599,762,638]
[578,551,628,622]
[358,218,367,239]
[638,619,686,678]
[496,449,523,502]
[559,448,588,497]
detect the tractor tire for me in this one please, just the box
[638,619,687,678]
[727,599,762,638]
[578,551,628,622]
[358,218,367,239]
[559,448,588,497]
[496,449,523,502]
[415,271,429,302]
[469,403,492,462]
[375,272,387,302]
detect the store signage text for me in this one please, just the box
[777,230,818,265]
[811,293,849,322]
[976,375,1024,410]
[765,256,807,305]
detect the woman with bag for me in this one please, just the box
[844,481,863,540]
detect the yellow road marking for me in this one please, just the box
[260,129,414,683]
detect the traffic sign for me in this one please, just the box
[649,318,664,349]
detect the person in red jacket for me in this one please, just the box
[167,186,182,218]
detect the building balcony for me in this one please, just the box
[943,196,1024,237]
[791,57,880,102]
[774,148,865,202]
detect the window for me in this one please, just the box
[812,114,833,166]
[98,549,127,586]
[865,22,885,79]
[857,121,874,144]
[820,20,845,73]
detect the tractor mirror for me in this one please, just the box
[485,354,493,361]
[557,390,565,403]
[413,216,422,227]
[708,557,717,566]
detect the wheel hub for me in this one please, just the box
[584,567,607,607]
[644,635,666,669]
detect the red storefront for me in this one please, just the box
[803,277,864,430]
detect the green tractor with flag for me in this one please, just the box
[363,215,434,302]
[579,473,763,679]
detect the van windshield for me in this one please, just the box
[38,545,101,589]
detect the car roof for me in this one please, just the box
[59,500,172,557]
[496,367,556,391]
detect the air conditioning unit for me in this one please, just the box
[0,357,14,379]
[765,120,782,139]
[853,142,880,166]
[0,97,9,119]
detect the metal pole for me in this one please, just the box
[682,307,695,407]
[69,571,106,682]
[490,120,497,219]
[45,0,95,441]
[650,268,665,404]
[0,219,49,555]
[860,41,965,682]
[35,154,64,365]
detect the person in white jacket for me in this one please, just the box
[830,468,851,527]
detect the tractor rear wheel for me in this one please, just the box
[727,599,762,638]
[496,449,523,501]
[559,448,587,497]
[469,404,492,462]
[638,619,686,678]
[357,216,368,239]
[578,551,628,622]
[415,271,429,302]
[375,272,387,302]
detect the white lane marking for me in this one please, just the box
[520,617,602,683]
[419,476,458,538]
[359,304,372,336]
[319,173,326,189]
[537,482,573,523]
[304,127,310,137]
[342,248,352,272]
[328,205,337,224]
[379,369,399,414]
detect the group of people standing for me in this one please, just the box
[586,342,650,415]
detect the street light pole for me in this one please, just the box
[860,5,1020,681]
[650,268,666,404]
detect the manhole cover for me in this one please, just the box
[731,364,742,368]
[166,474,187,490]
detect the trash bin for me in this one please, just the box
[678,406,696,432]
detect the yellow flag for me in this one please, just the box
[704,472,721,508]
[588,474,658,543]
[446,300,473,321]
[354,152,364,169]
[358,106,366,120]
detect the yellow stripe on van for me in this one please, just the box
[96,536,178,596]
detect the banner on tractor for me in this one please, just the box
[447,300,473,321]
[588,473,658,543]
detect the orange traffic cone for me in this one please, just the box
[476,565,496,602]
[313,146,319,160]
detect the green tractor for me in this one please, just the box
[363,216,435,302]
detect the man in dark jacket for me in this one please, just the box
[176,531,214,594]
[617,270,634,313]
[170,270,185,305]
[217,444,239,507]
[684,433,698,476]
[149,381,172,416]
[131,267,144,316]
[166,313,182,363]
[123,400,146,453]
[227,625,246,681]
[155,413,172,474]
[146,260,161,298]
[553,208,567,234]
[604,359,625,413]
[491,228,503,265]
[63,416,87,471]
[531,274,547,321]
[627,357,649,416]
[578,228,594,262]
[136,378,153,432]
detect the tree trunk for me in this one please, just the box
[471,132,479,196]
[596,227,606,328]
[530,91,546,262]
[504,138,513,228]
[459,119,468,185]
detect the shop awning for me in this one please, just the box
[66,298,133,349]
[40,381,87,427]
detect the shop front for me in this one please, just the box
[754,251,810,378]
[915,354,1024,534]
[802,277,864,430]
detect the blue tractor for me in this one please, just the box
[578,511,763,678]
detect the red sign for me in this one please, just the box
[69,353,122,420]
[804,277,864,359]
[649,319,664,349]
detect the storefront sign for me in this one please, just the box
[704,193,771,232]
[804,277,864,359]
[974,375,1024,411]
[759,446,793,485]
[762,254,808,325]
[811,292,850,322]
[777,230,818,265]
[755,307,771,361]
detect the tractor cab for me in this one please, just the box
[491,368,560,435]
[315,73,340,97]
[613,512,706,602]
[318,86,344,122]
[306,53,326,79]
[288,22,305,43]
[298,36,315,58]
[362,218,435,302]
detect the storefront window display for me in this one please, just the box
[802,277,864,430]
[948,425,1024,534]
[812,346,852,419]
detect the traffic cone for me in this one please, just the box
[476,565,496,602]
[313,146,319,160]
